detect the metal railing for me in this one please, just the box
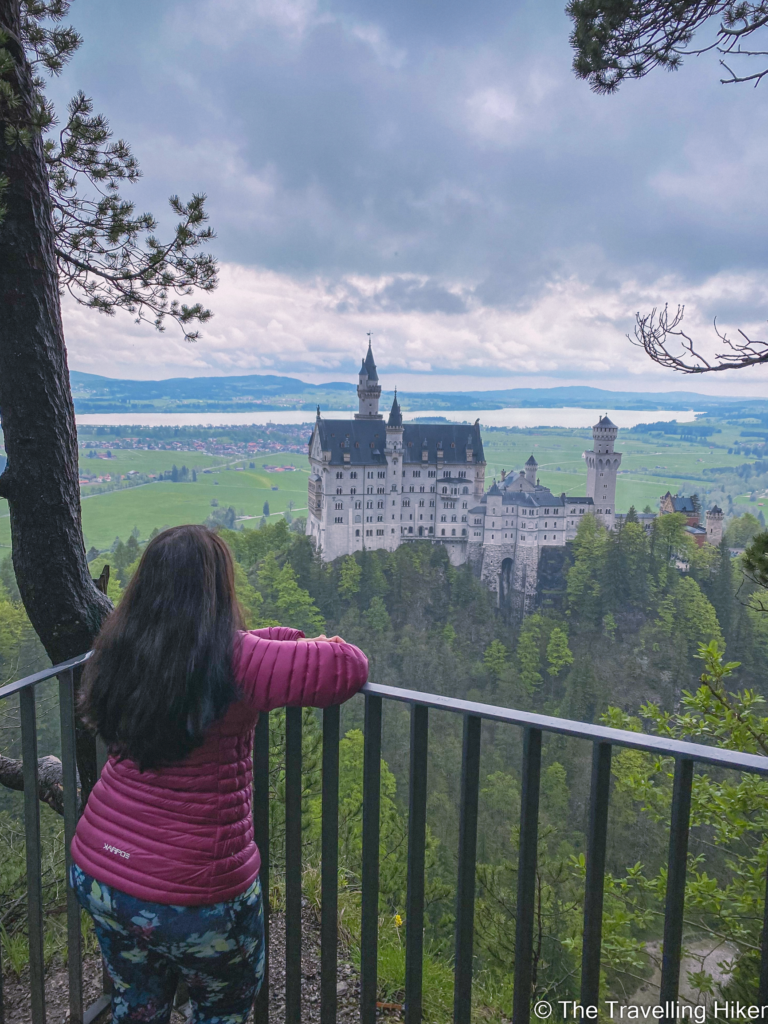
[2,655,768,1024]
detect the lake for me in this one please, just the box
[75,407,699,430]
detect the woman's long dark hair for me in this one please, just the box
[80,525,243,770]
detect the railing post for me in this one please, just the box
[405,704,429,1024]
[59,669,84,1024]
[361,694,382,1024]
[253,711,270,1024]
[580,741,612,1010]
[20,685,46,1024]
[285,706,303,1024]
[659,757,694,1016]
[453,714,481,1024]
[513,726,542,1024]
[760,855,768,1010]
[321,705,340,1024]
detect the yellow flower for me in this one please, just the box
[394,914,403,928]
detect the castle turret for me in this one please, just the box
[356,339,382,419]
[385,391,403,452]
[706,505,724,546]
[525,454,537,486]
[584,415,622,528]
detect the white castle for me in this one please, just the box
[306,343,723,611]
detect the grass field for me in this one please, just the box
[0,453,308,550]
[0,420,762,552]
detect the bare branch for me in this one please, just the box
[0,753,69,815]
[630,305,768,373]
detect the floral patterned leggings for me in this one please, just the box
[71,864,264,1024]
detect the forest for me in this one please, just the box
[2,512,768,1021]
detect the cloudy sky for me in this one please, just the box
[51,0,768,396]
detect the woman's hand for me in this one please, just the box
[298,634,346,644]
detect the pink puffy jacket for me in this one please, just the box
[71,628,369,905]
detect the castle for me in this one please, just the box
[306,342,724,610]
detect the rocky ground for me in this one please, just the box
[4,904,404,1023]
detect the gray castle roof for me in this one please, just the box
[596,415,617,428]
[312,418,484,466]
[525,454,537,465]
[669,494,696,514]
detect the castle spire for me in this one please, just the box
[355,336,383,419]
[387,389,402,428]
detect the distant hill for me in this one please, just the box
[69,370,766,415]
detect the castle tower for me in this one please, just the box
[525,454,537,486]
[355,340,382,420]
[584,415,622,528]
[706,505,724,545]
[385,391,403,452]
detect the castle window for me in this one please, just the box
[376,529,384,536]
[410,486,414,492]
[336,471,343,479]
[356,529,360,536]
[335,502,343,510]
[463,487,468,494]
[545,508,550,514]
[350,471,358,479]
[413,470,421,478]
[451,515,457,522]
[367,500,373,508]
[440,515,446,522]
[606,508,611,514]
[378,470,386,478]
[458,471,466,478]
[420,485,425,492]
[377,500,384,509]
[334,516,343,523]
[368,472,373,479]
[441,529,445,536]
[355,501,361,509]
[442,486,448,494]
[443,470,450,477]
[403,499,411,507]
[461,515,467,522]
[366,529,372,536]
[429,499,435,507]
[377,515,383,522]
[336,487,342,495]
[462,502,468,509]
[428,470,436,478]
[351,487,356,495]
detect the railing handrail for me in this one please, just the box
[0,650,92,700]
[4,653,768,1024]
[362,681,768,775]
[2,653,766,775]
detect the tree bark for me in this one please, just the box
[0,0,111,796]
[0,753,68,815]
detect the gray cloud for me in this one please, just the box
[48,0,768,373]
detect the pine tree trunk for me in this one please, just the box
[0,0,111,796]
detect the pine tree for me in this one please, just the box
[0,1,218,798]
[263,501,270,518]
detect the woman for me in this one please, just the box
[71,525,368,1024]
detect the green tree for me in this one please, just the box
[263,501,270,518]
[725,512,762,549]
[338,555,362,598]
[483,639,508,678]
[546,627,574,677]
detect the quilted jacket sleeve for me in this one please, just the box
[235,630,369,711]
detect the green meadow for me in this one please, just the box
[0,452,308,550]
